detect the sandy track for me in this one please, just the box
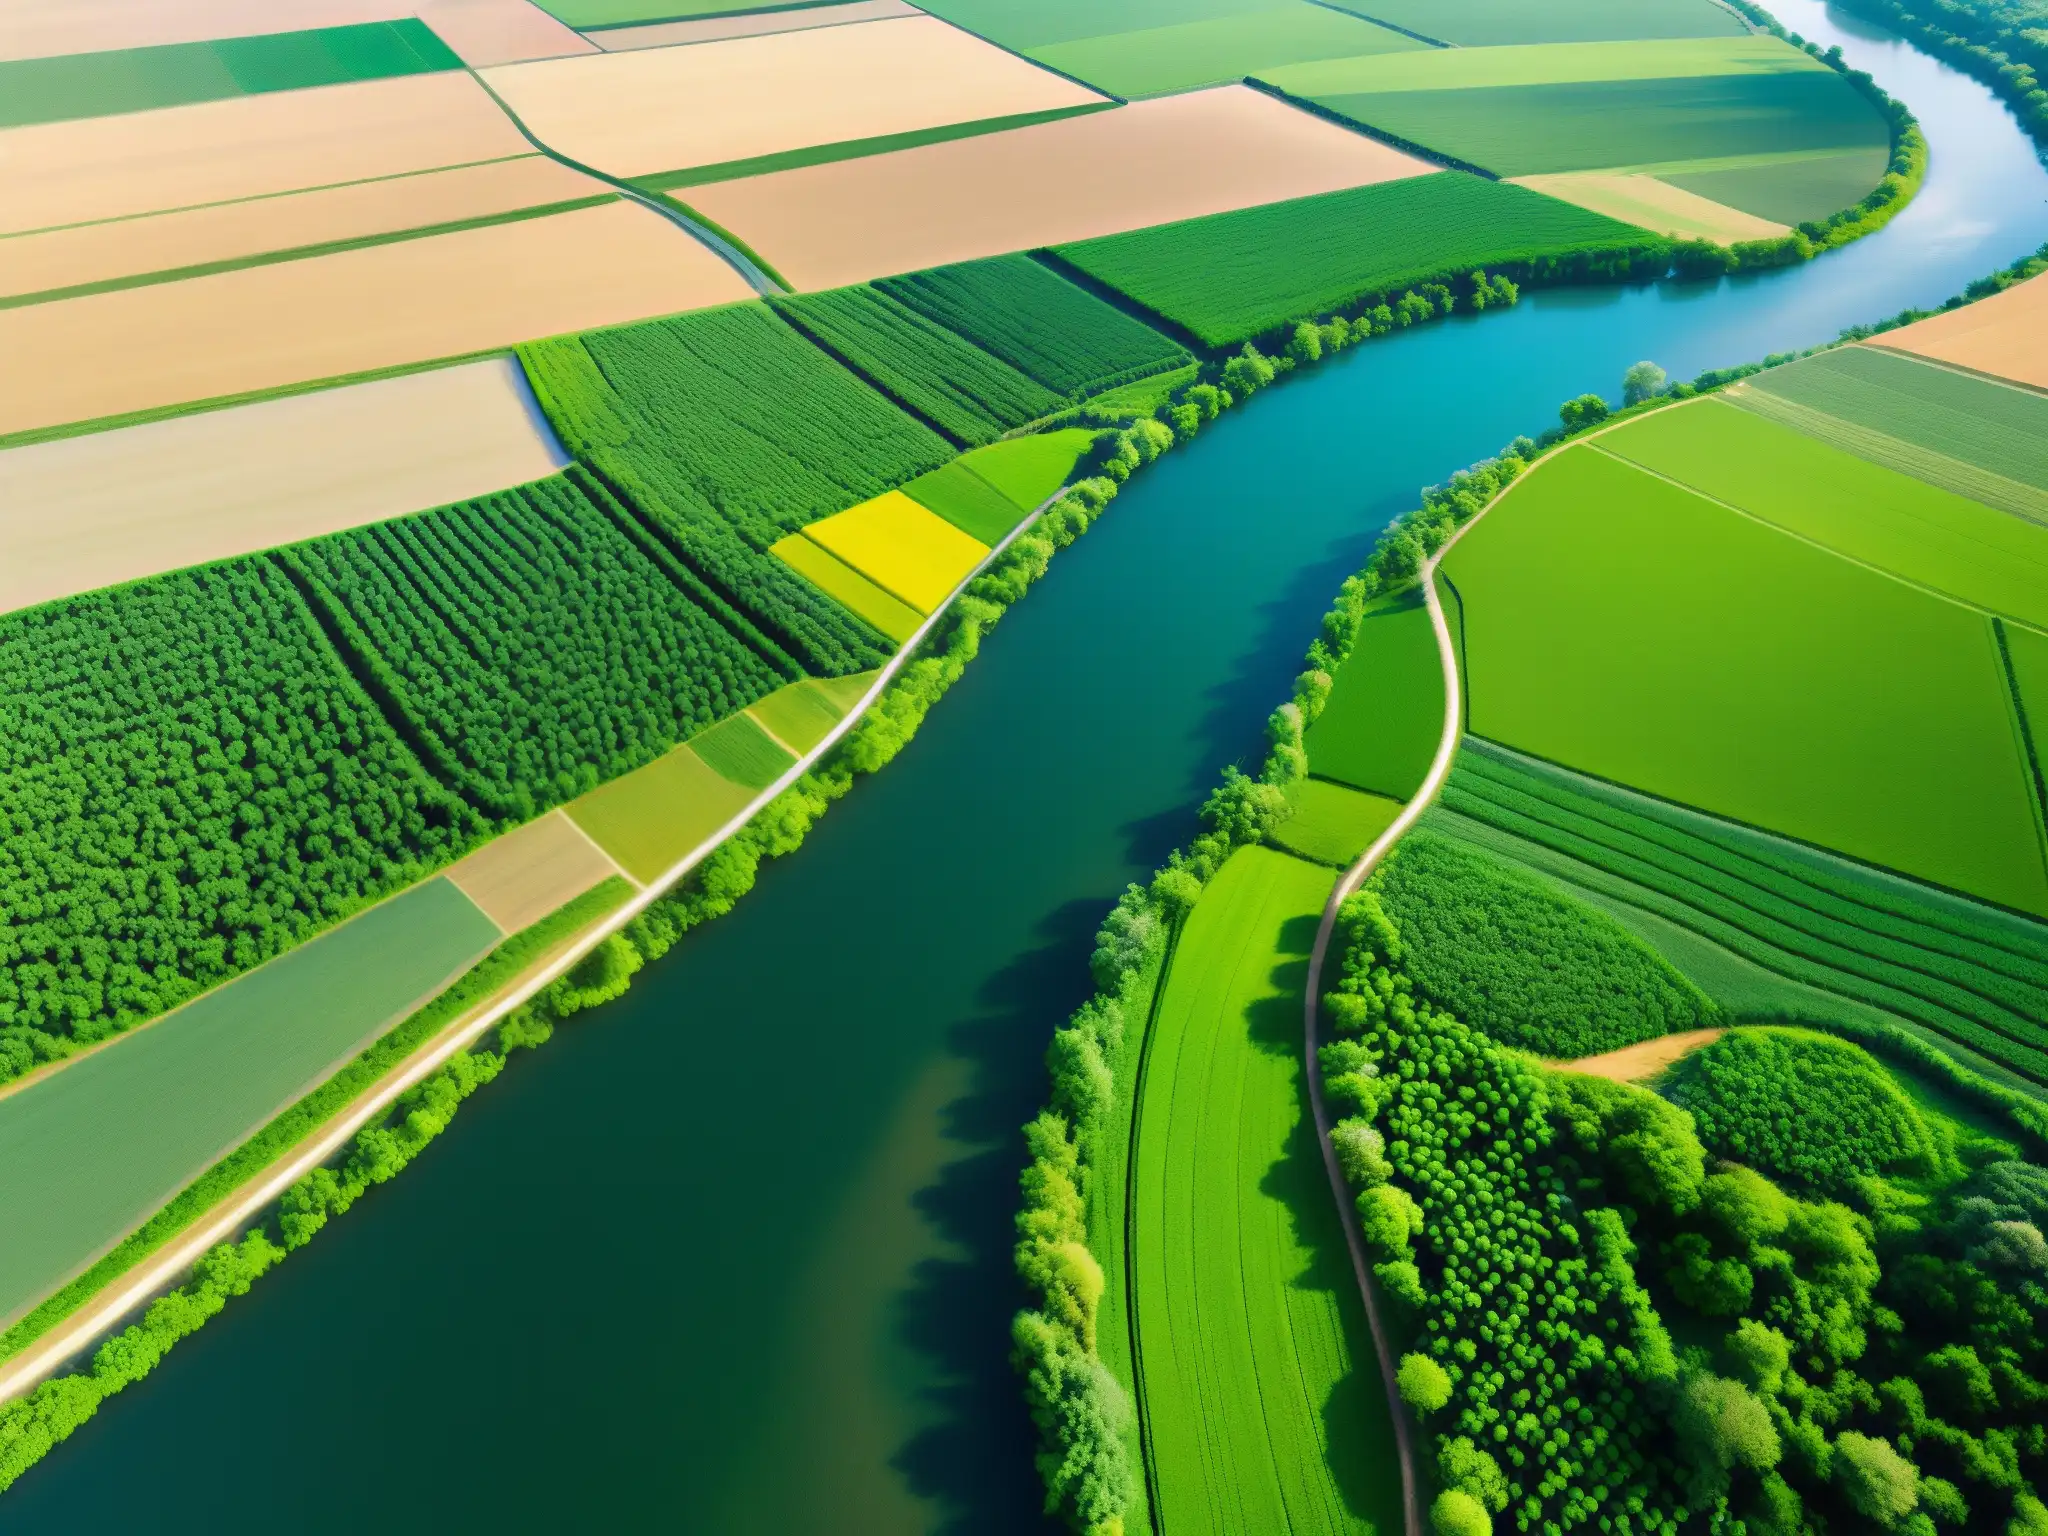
[0,357,571,614]
[0,71,532,235]
[0,156,607,299]
[592,1,918,51]
[1546,1028,1725,1082]
[689,84,1436,290]
[1873,272,2048,390]
[0,199,751,437]
[480,15,1102,179]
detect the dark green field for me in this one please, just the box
[1659,146,1894,223]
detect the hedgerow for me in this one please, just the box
[1372,828,1719,1058]
[282,475,791,821]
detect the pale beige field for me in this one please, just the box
[689,84,1437,290]
[480,15,1103,179]
[0,157,609,300]
[0,0,592,66]
[1511,171,1788,243]
[445,811,623,931]
[1873,273,2048,390]
[0,72,532,235]
[0,200,752,436]
[593,1,920,52]
[1548,1028,1724,1082]
[0,357,570,614]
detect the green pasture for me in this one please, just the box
[1599,401,2048,629]
[1270,778,1403,866]
[0,20,460,128]
[1261,35,1820,95]
[1055,173,1654,345]
[1304,587,1444,799]
[1322,0,1744,46]
[1441,444,2048,917]
[903,463,1028,545]
[0,878,499,1324]
[691,713,795,790]
[1087,363,1200,417]
[1032,2,1421,98]
[1309,70,1888,181]
[959,429,1095,509]
[772,535,923,643]
[566,746,756,884]
[748,677,861,755]
[917,0,1274,52]
[1133,845,1398,1536]
[1658,145,1893,223]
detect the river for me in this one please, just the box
[10,3,2046,1529]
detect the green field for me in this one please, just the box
[901,461,1028,544]
[900,431,1095,544]
[1270,778,1403,866]
[1262,35,1821,94]
[1030,1,1422,98]
[1597,401,2048,629]
[0,877,499,1323]
[2011,623,2048,765]
[747,675,866,755]
[690,713,795,789]
[1087,363,1200,416]
[0,20,461,128]
[1303,586,1444,799]
[1132,845,1399,1535]
[918,0,1286,51]
[565,746,756,883]
[1440,443,2048,916]
[1656,145,1894,223]
[1323,0,1744,45]
[1054,173,1660,345]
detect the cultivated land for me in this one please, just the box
[591,2,922,52]
[0,156,608,302]
[0,357,568,614]
[564,746,761,883]
[1509,170,1791,241]
[685,84,1436,290]
[0,71,533,235]
[1876,270,2048,389]
[1304,587,1444,801]
[0,200,752,436]
[1322,0,1745,45]
[795,492,990,612]
[1132,845,1399,1536]
[1271,779,1404,868]
[443,812,621,932]
[1439,442,2048,917]
[1029,2,1424,99]
[767,534,923,642]
[479,17,1103,181]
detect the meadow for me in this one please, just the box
[1302,586,1443,801]
[1132,845,1398,1536]
[1879,269,2048,389]
[1322,0,1744,46]
[899,428,1095,543]
[1440,443,2048,917]
[1055,173,1655,347]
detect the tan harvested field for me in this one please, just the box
[1549,1028,1724,1083]
[690,84,1436,290]
[0,157,609,300]
[593,1,920,51]
[0,200,752,437]
[0,0,592,66]
[1873,273,2048,390]
[0,72,532,235]
[480,15,1102,179]
[0,357,570,614]
[444,811,623,932]
[1512,172,1788,243]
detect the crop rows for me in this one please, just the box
[770,287,1063,446]
[0,559,482,1042]
[283,476,791,821]
[1443,744,2048,1080]
[876,253,1192,401]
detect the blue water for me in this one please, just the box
[7,3,2045,1531]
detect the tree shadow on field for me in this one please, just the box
[888,898,1105,1536]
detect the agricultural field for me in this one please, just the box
[1322,0,1745,45]
[591,2,921,52]
[902,429,1097,543]
[1303,587,1444,801]
[1269,778,1403,867]
[442,811,622,933]
[684,84,1435,291]
[1055,172,1658,345]
[784,491,991,613]
[564,742,760,883]
[1508,170,1790,241]
[1028,3,1424,99]
[1438,441,2048,916]
[747,673,874,756]
[766,535,923,643]
[1877,269,2048,389]
[0,357,569,616]
[1131,844,1399,1536]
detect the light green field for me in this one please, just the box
[2009,623,2048,768]
[960,428,1097,511]
[1087,363,1200,417]
[1442,444,2048,916]
[1656,145,1894,225]
[771,532,923,643]
[1598,401,2048,629]
[1322,0,1745,46]
[1033,2,1421,98]
[0,877,500,1323]
[1271,777,1404,866]
[566,745,755,883]
[1133,845,1399,1535]
[1303,587,1444,800]
[691,712,796,790]
[1261,35,1820,95]
[902,462,1030,545]
[747,677,863,755]
[921,0,1302,52]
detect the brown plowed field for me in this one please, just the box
[444,811,623,932]
[1873,273,2048,391]
[687,84,1437,290]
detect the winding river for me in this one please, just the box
[11,4,2048,1529]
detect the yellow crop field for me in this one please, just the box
[0,157,607,300]
[0,200,752,436]
[798,490,990,612]
[0,357,569,614]
[0,71,532,235]
[689,83,1434,290]
[769,533,925,642]
[480,16,1102,180]
[1875,273,2048,389]
[1512,170,1789,241]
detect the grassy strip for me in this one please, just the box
[653,195,791,289]
[0,195,617,311]
[631,102,1114,192]
[0,877,631,1365]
